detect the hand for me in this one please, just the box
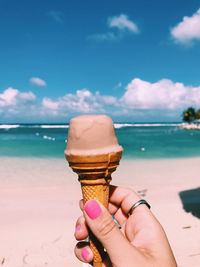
[74,185,177,267]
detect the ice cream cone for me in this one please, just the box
[65,115,123,267]
[65,152,122,266]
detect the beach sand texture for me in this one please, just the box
[0,157,199,267]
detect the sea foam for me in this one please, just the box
[0,124,20,129]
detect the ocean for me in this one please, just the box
[0,123,200,159]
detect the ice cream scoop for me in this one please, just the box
[65,115,123,156]
[65,115,123,267]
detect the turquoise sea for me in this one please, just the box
[0,123,200,159]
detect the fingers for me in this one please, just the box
[80,186,141,221]
[74,241,93,263]
[83,199,143,266]
[74,214,111,266]
[74,215,93,264]
[109,185,141,215]
[79,199,84,211]
[75,242,111,267]
[108,185,144,228]
[74,215,89,241]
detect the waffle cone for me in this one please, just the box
[65,151,122,267]
[81,181,110,264]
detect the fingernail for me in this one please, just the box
[84,199,102,220]
[81,249,90,261]
[75,225,81,232]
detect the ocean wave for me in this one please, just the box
[0,124,69,129]
[0,123,183,130]
[132,123,183,127]
[114,123,183,128]
[114,123,134,129]
[0,124,20,129]
[20,125,69,128]
[40,125,69,128]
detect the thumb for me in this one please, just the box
[83,199,137,266]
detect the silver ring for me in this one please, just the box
[128,199,151,216]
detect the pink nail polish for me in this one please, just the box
[81,249,90,261]
[84,199,101,220]
[75,225,81,232]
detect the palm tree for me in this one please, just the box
[182,107,196,123]
[195,109,200,121]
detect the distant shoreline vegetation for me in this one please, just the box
[181,107,200,130]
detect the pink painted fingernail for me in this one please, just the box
[81,249,90,261]
[84,199,102,220]
[75,225,81,232]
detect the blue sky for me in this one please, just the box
[1,0,200,122]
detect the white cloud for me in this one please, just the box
[42,98,59,110]
[2,79,200,122]
[0,87,36,118]
[101,95,117,105]
[88,13,139,41]
[108,14,139,33]
[41,89,119,119]
[0,87,36,107]
[42,89,108,114]
[20,92,36,101]
[121,78,200,109]
[61,89,97,113]
[171,8,200,44]
[0,87,18,106]
[30,77,47,87]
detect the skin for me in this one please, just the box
[74,185,177,267]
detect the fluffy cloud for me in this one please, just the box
[100,95,117,105]
[41,79,200,120]
[42,89,118,115]
[0,87,36,107]
[108,14,139,33]
[88,13,139,41]
[121,78,200,109]
[171,8,200,44]
[0,87,18,107]
[1,79,200,122]
[42,98,59,110]
[29,77,47,87]
[0,87,36,117]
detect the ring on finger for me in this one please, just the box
[128,199,151,217]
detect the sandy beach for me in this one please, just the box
[0,156,199,267]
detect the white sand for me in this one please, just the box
[0,157,199,266]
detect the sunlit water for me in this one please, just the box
[0,123,200,159]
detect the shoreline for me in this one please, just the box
[1,153,200,160]
[180,123,200,130]
[0,156,199,266]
